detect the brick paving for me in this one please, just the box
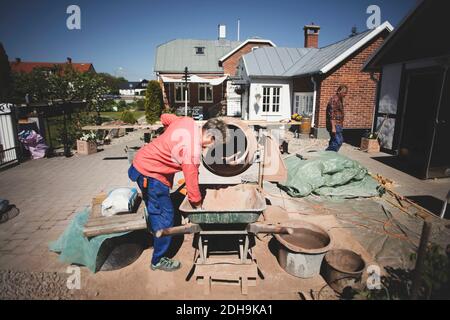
[0,131,140,272]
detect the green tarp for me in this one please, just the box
[48,208,128,273]
[279,151,382,198]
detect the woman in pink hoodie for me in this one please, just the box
[128,114,227,272]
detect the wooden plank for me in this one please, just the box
[195,261,258,278]
[194,261,258,295]
[85,213,144,228]
[86,194,144,224]
[82,124,162,130]
[83,193,147,237]
[83,218,147,238]
[197,278,257,287]
[91,193,107,218]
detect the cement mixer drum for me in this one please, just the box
[202,117,257,177]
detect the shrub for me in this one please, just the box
[117,100,128,111]
[144,80,163,124]
[136,99,145,111]
[120,110,137,124]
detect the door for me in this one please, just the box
[399,68,445,179]
[293,92,314,117]
[428,68,450,178]
[226,82,242,117]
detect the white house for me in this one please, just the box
[119,79,149,96]
[235,22,393,139]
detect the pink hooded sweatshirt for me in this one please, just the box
[132,114,202,203]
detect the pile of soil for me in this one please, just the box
[201,185,261,211]
[0,270,78,300]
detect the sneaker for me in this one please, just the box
[150,257,181,272]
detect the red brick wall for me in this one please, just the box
[314,33,387,129]
[222,42,273,76]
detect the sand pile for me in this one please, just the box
[201,184,261,211]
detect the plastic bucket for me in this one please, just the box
[322,249,366,293]
[275,220,332,278]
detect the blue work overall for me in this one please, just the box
[128,165,173,265]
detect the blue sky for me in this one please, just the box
[0,0,418,81]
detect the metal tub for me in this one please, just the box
[179,184,266,224]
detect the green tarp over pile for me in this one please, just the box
[48,208,128,273]
[279,151,382,198]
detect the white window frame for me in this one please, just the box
[174,82,189,103]
[293,92,314,117]
[195,46,205,55]
[261,86,281,114]
[198,83,213,103]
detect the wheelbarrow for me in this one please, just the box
[154,185,293,295]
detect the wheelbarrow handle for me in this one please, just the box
[247,223,293,235]
[155,223,201,238]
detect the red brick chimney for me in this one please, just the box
[304,24,320,48]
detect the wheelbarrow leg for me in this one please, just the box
[198,235,206,264]
[242,235,250,264]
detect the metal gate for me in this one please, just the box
[0,103,20,168]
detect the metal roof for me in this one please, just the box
[154,39,242,73]
[243,47,315,77]
[243,24,392,78]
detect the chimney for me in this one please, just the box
[15,57,21,63]
[304,23,320,48]
[218,24,226,40]
[67,57,72,64]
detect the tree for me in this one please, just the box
[0,43,11,102]
[97,72,128,94]
[144,80,163,124]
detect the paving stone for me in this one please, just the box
[0,239,26,252]
[8,233,30,241]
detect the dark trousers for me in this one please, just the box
[326,125,344,152]
[128,165,173,265]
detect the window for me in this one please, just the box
[198,83,213,103]
[262,87,270,112]
[175,83,189,103]
[195,47,205,55]
[293,92,314,116]
[251,46,259,52]
[272,87,280,112]
[262,86,281,113]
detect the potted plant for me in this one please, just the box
[77,131,98,155]
[360,131,380,153]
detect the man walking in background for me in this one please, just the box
[326,85,348,152]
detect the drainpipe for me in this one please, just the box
[310,76,317,127]
[370,72,380,133]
